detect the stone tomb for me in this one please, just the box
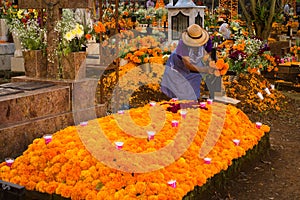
[0,78,106,160]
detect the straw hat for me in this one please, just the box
[181,24,209,47]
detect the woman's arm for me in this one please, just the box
[182,56,215,74]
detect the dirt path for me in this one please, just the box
[213,90,300,200]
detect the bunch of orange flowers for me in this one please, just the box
[290,45,300,55]
[214,58,230,76]
[93,21,106,34]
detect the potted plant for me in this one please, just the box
[8,17,47,78]
[55,9,93,79]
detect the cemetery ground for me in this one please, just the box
[202,90,300,200]
[0,71,299,199]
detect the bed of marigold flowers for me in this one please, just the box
[101,58,166,111]
[223,71,286,113]
[0,102,270,200]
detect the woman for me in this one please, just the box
[160,24,216,100]
[219,19,231,40]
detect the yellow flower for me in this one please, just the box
[74,24,84,38]
[232,27,239,31]
[17,9,24,19]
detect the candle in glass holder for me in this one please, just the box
[179,109,187,118]
[256,122,262,129]
[167,180,176,188]
[264,88,271,95]
[117,110,125,114]
[5,158,14,167]
[200,102,206,108]
[171,120,179,127]
[147,131,156,140]
[149,101,156,106]
[207,99,213,105]
[270,84,275,90]
[257,92,264,100]
[80,121,88,126]
[233,139,240,146]
[171,98,178,102]
[115,141,124,150]
[204,157,212,164]
[43,134,53,144]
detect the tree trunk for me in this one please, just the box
[239,0,278,40]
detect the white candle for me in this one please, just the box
[264,88,271,95]
[257,92,264,100]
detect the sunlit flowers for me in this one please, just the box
[0,102,270,199]
[221,35,278,73]
[93,21,106,34]
[215,58,230,76]
[223,72,285,112]
[55,9,92,55]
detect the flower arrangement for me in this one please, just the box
[290,39,300,55]
[2,1,45,27]
[154,7,168,21]
[55,9,93,56]
[135,7,155,25]
[8,18,46,51]
[3,0,46,50]
[0,0,15,19]
[0,102,270,199]
[219,31,279,73]
[89,20,106,42]
[214,58,230,76]
[210,31,224,44]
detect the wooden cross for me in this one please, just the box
[18,0,93,79]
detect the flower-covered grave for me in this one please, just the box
[0,100,270,199]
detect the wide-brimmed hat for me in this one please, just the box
[181,24,209,47]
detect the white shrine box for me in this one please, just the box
[166,0,206,43]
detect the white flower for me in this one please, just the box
[64,31,75,41]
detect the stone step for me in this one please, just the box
[0,43,15,71]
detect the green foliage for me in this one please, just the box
[8,18,46,51]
